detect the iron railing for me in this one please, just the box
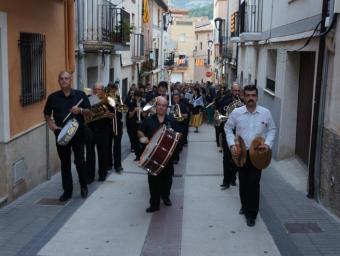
[19,32,46,106]
[82,0,130,46]
[164,52,175,67]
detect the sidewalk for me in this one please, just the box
[38,124,280,256]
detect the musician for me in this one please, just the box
[220,82,243,189]
[125,88,136,152]
[44,71,91,202]
[225,84,276,227]
[171,93,189,164]
[107,82,124,174]
[86,83,114,182]
[214,86,225,148]
[127,90,145,161]
[190,87,204,133]
[138,96,174,213]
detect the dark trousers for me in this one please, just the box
[126,120,134,150]
[130,124,142,159]
[173,137,184,162]
[56,130,87,196]
[238,155,262,219]
[113,131,123,169]
[148,164,174,207]
[215,125,221,147]
[222,146,237,185]
[86,125,110,180]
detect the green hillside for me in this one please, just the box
[188,4,213,20]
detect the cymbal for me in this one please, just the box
[232,135,247,167]
[249,137,272,170]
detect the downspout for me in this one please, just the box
[307,0,329,199]
[76,0,85,90]
[66,0,75,73]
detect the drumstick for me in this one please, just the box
[62,98,84,123]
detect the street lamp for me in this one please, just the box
[207,39,213,64]
[214,17,223,30]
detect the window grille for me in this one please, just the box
[19,32,46,106]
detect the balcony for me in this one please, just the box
[140,49,159,74]
[164,52,175,67]
[80,0,131,51]
[132,33,144,61]
[239,1,262,42]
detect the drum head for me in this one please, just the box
[139,125,166,165]
[57,119,79,145]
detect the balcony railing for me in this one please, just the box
[132,33,144,60]
[81,0,130,49]
[141,49,159,73]
[244,2,262,33]
[164,53,175,67]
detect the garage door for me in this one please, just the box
[170,73,183,83]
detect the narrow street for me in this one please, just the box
[1,125,340,255]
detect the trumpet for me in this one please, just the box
[173,104,184,122]
[136,101,142,124]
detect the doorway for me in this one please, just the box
[295,52,315,166]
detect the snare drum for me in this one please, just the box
[57,118,79,146]
[139,125,180,176]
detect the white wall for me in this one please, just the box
[262,0,322,32]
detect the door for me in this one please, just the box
[295,52,315,166]
[122,78,128,102]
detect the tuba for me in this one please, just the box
[84,94,115,124]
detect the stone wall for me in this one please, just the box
[320,127,340,218]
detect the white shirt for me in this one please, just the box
[225,105,276,150]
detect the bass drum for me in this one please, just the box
[139,125,180,176]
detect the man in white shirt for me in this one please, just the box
[225,85,276,227]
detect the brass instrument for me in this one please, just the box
[173,104,184,122]
[84,94,116,124]
[224,96,244,119]
[142,98,156,114]
[136,100,142,124]
[115,94,128,113]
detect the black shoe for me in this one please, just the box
[221,184,230,190]
[230,181,236,186]
[59,193,71,202]
[87,177,94,185]
[98,176,106,182]
[115,166,123,173]
[239,208,244,215]
[145,206,160,213]
[174,160,178,165]
[246,218,255,227]
[80,187,88,199]
[194,130,199,133]
[134,157,140,161]
[163,198,172,206]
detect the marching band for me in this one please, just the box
[44,71,276,227]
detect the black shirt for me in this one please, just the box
[139,114,172,140]
[43,89,91,127]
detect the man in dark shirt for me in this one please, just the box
[86,83,115,183]
[170,93,188,164]
[138,96,174,213]
[43,71,91,202]
[107,82,124,174]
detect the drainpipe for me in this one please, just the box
[307,0,329,199]
[76,0,85,90]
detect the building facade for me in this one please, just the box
[193,21,214,83]
[0,0,74,204]
[227,0,340,218]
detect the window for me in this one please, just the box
[266,49,277,93]
[179,33,186,42]
[200,42,202,50]
[19,32,46,106]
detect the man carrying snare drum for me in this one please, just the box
[137,96,175,213]
[44,71,91,202]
